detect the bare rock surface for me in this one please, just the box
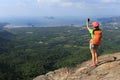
[33,52,120,80]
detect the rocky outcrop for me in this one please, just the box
[33,52,120,80]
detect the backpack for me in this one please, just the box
[92,29,102,45]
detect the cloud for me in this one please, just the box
[51,0,61,3]
[36,0,120,10]
[100,0,120,3]
[61,2,73,7]
[36,0,61,7]
[36,0,87,9]
[37,0,44,4]
[37,0,60,4]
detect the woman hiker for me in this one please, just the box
[86,18,102,67]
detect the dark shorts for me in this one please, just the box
[89,44,99,50]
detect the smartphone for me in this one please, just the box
[88,18,90,23]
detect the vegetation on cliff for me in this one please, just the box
[0,22,120,80]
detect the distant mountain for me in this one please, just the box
[0,22,10,29]
[98,16,120,24]
[44,16,55,19]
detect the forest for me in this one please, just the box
[0,24,120,80]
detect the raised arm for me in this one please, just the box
[86,18,91,31]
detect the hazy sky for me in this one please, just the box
[0,0,120,18]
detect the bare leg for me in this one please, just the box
[90,49,96,66]
[94,51,98,64]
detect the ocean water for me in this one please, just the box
[0,16,86,27]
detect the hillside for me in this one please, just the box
[0,30,15,54]
[98,16,120,24]
[0,24,120,80]
[33,52,120,80]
